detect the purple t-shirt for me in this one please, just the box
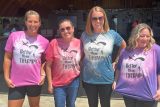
[115,44,160,101]
[5,31,49,87]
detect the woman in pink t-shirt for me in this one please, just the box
[3,10,49,107]
[45,19,82,107]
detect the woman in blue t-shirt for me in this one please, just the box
[81,6,126,107]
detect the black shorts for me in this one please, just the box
[8,85,42,100]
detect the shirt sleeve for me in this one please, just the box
[109,30,123,46]
[45,40,54,62]
[155,44,160,75]
[41,37,49,62]
[80,32,86,41]
[5,32,15,53]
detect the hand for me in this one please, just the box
[48,85,53,94]
[154,89,160,101]
[112,81,116,90]
[112,62,117,71]
[5,78,15,88]
[39,75,46,85]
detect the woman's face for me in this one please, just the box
[91,11,104,33]
[59,21,74,42]
[25,15,41,35]
[136,28,151,48]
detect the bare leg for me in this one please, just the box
[28,96,40,107]
[8,99,24,107]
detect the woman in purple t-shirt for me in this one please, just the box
[3,10,49,107]
[113,23,160,107]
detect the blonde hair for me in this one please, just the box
[24,10,41,22]
[85,6,110,36]
[127,23,155,51]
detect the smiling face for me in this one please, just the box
[25,14,41,36]
[91,11,104,33]
[136,28,151,49]
[59,20,74,42]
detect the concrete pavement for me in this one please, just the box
[0,92,125,107]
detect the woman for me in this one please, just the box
[45,19,82,107]
[3,10,49,107]
[81,6,126,107]
[114,23,160,107]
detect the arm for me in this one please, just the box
[3,51,15,88]
[153,45,160,101]
[112,67,120,90]
[39,62,46,85]
[158,75,160,90]
[39,53,47,85]
[112,40,126,70]
[46,61,53,94]
[115,40,126,62]
[112,40,125,90]
[154,75,160,101]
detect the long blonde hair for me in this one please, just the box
[85,6,110,36]
[127,23,155,51]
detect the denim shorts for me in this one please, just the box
[8,85,42,100]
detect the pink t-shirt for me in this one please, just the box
[5,31,49,87]
[45,38,82,87]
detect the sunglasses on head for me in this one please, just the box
[59,26,71,32]
[91,16,104,21]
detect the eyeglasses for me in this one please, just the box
[59,26,71,32]
[91,16,104,21]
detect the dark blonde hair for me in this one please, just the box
[85,6,110,36]
[24,10,41,22]
[127,23,155,51]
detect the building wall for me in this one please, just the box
[0,37,7,73]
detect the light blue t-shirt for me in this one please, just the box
[81,30,123,84]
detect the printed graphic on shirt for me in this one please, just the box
[84,35,114,77]
[14,38,43,64]
[122,54,147,80]
[57,46,80,71]
[87,36,113,61]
